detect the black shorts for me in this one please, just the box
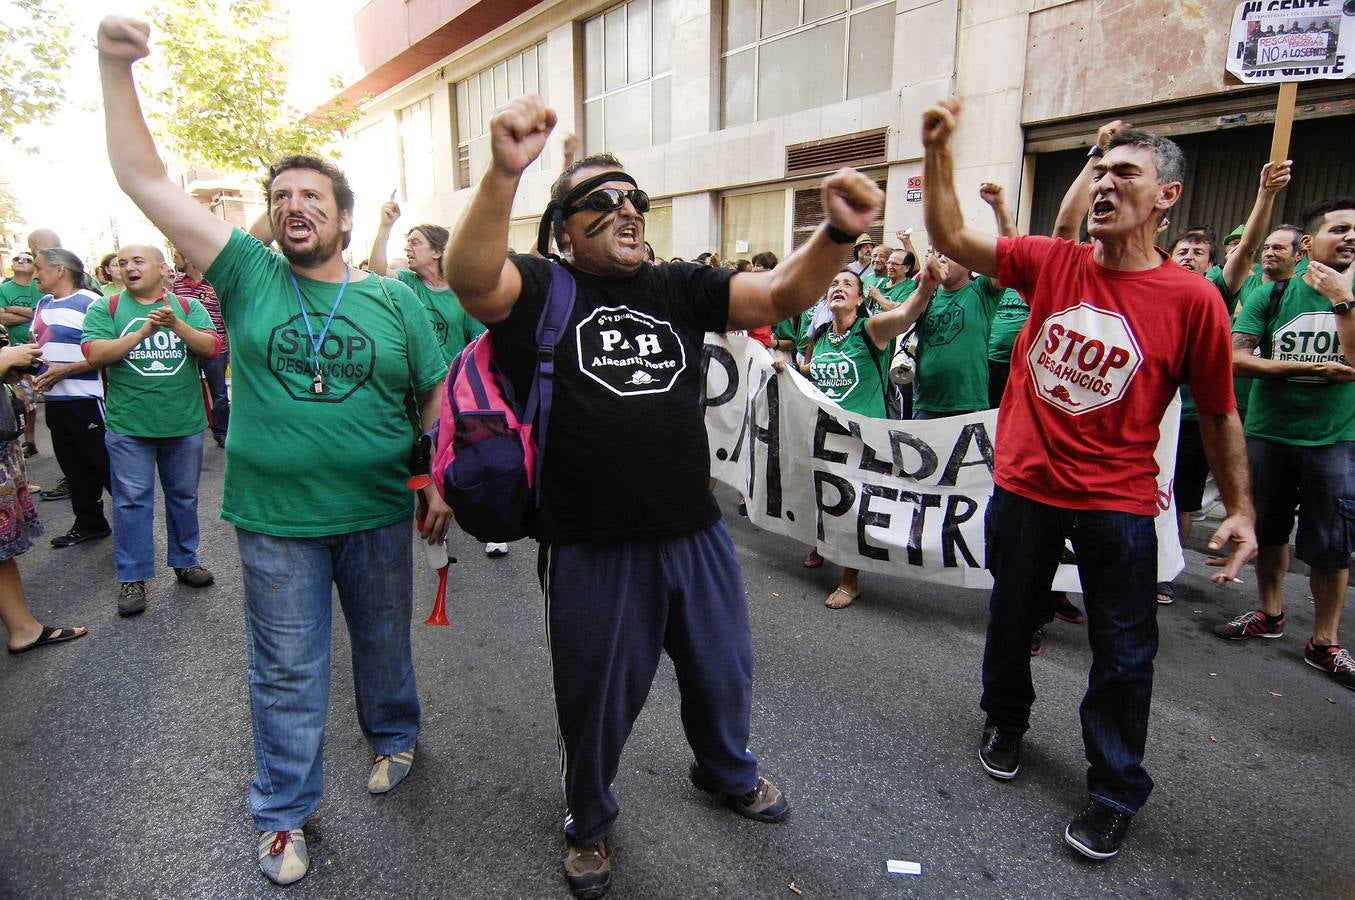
[1172,418,1210,513]
[1247,438,1355,570]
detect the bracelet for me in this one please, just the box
[824,223,857,245]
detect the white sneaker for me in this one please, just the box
[257,829,308,885]
[368,747,415,794]
[484,542,509,558]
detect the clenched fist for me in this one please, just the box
[98,16,151,66]
[921,99,961,150]
[820,168,884,238]
[489,95,558,178]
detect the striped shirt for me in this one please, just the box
[172,272,227,350]
[34,289,104,400]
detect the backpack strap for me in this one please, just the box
[523,263,577,500]
[1260,279,1289,360]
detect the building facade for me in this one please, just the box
[335,0,1355,266]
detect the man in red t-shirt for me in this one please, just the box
[922,98,1256,861]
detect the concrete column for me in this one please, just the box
[672,191,720,261]
[670,0,718,140]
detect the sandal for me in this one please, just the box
[825,587,859,609]
[8,624,88,654]
[802,550,823,569]
[1155,582,1175,606]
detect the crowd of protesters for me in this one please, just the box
[0,15,1349,899]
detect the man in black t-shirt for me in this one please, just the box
[448,95,882,900]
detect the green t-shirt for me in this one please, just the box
[1233,274,1355,446]
[1231,258,1311,416]
[82,293,213,437]
[986,289,1030,364]
[861,271,890,293]
[0,278,41,344]
[395,268,485,365]
[204,229,447,537]
[915,274,1001,413]
[1180,269,1235,420]
[101,283,121,298]
[867,277,916,314]
[807,317,887,418]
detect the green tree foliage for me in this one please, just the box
[0,182,21,229]
[0,0,74,145]
[146,0,362,175]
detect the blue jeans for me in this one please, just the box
[199,351,229,439]
[980,486,1158,815]
[105,431,204,582]
[238,520,420,831]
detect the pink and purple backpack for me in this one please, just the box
[429,264,575,542]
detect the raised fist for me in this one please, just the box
[820,168,884,237]
[98,16,151,66]
[979,182,1005,207]
[489,95,558,178]
[921,99,960,150]
[379,197,401,227]
[1096,119,1130,151]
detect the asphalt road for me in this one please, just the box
[2,434,1352,900]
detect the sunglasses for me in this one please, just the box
[568,188,650,216]
[13,256,33,264]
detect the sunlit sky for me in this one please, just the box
[1,0,365,260]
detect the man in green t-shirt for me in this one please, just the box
[1215,197,1355,692]
[1160,161,1290,605]
[81,244,220,617]
[0,250,43,457]
[370,198,485,366]
[100,15,452,887]
[884,251,1002,417]
[1,250,41,344]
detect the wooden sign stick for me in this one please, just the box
[1269,81,1298,163]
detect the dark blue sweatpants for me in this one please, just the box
[539,520,760,848]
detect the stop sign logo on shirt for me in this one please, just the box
[1026,303,1143,416]
[576,305,686,396]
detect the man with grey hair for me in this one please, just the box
[923,102,1255,860]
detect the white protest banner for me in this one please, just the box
[1226,1,1354,84]
[703,334,1185,593]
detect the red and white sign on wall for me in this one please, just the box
[905,176,923,203]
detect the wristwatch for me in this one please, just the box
[1087,145,1104,159]
[1332,299,1354,316]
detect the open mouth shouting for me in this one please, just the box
[615,220,641,249]
[1090,196,1116,224]
[283,215,316,244]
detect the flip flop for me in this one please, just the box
[803,550,824,569]
[825,587,860,610]
[8,624,88,655]
[1155,582,1176,606]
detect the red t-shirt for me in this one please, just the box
[995,236,1235,515]
[748,325,773,347]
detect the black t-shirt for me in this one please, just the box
[490,255,734,542]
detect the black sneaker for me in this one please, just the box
[689,764,790,823]
[51,525,111,548]
[175,565,215,588]
[1213,609,1284,640]
[39,478,70,501]
[1064,798,1132,860]
[118,581,147,617]
[1030,624,1045,657]
[979,725,1020,780]
[563,841,610,899]
[1052,592,1085,624]
[1304,641,1355,690]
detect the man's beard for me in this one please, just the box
[279,229,345,269]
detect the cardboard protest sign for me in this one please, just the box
[1226,1,1354,84]
[703,334,1185,592]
